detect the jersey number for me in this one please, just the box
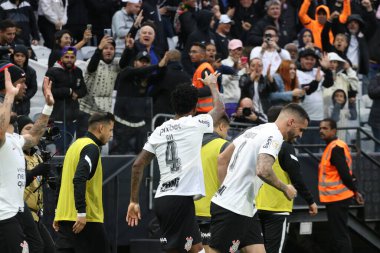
[229,140,247,171]
[166,141,181,173]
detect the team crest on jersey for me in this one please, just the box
[20,240,29,253]
[229,240,240,253]
[184,236,193,251]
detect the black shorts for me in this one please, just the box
[197,217,211,245]
[154,195,202,252]
[209,202,264,252]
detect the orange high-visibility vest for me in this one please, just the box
[192,62,215,113]
[318,139,354,203]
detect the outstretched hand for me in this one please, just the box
[198,71,221,87]
[43,76,54,106]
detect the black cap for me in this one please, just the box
[17,115,33,134]
[135,51,151,62]
[298,48,319,60]
[0,62,26,90]
[347,14,364,26]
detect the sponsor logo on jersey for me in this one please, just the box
[159,123,182,136]
[198,119,210,128]
[184,236,193,251]
[160,177,180,192]
[229,240,240,253]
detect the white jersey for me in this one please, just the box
[211,123,283,217]
[144,114,213,199]
[0,133,25,220]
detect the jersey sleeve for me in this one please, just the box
[258,131,283,159]
[143,141,155,154]
[13,133,25,148]
[194,114,213,134]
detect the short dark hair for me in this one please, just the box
[267,105,283,123]
[281,103,310,123]
[88,112,115,126]
[191,42,206,52]
[321,118,337,130]
[0,19,17,31]
[263,25,278,35]
[214,113,230,127]
[171,83,198,115]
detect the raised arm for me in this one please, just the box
[256,153,297,200]
[0,68,20,148]
[22,77,54,150]
[200,72,225,123]
[127,149,155,227]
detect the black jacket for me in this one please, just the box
[368,74,380,129]
[45,63,87,122]
[239,74,278,114]
[14,66,37,116]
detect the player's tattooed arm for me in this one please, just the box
[130,150,155,203]
[0,96,14,148]
[23,114,50,150]
[256,153,286,192]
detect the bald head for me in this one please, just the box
[239,97,254,109]
[167,49,181,62]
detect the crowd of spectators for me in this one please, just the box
[0,0,380,154]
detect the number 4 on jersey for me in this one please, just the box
[166,140,181,172]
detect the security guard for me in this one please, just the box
[319,118,364,253]
[53,112,114,253]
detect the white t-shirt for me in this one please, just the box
[211,123,283,217]
[297,69,325,121]
[0,133,25,220]
[144,114,214,199]
[250,47,291,76]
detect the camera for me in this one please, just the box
[242,107,252,117]
[43,126,61,142]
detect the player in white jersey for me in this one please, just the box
[0,65,54,253]
[126,72,225,253]
[208,103,310,253]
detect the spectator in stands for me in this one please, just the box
[231,97,267,125]
[214,14,233,60]
[10,44,37,116]
[112,0,142,55]
[229,0,262,44]
[45,46,87,155]
[368,73,380,152]
[150,49,191,126]
[63,0,89,44]
[220,39,245,116]
[119,21,163,68]
[77,35,120,138]
[270,60,305,106]
[38,0,68,49]
[323,52,359,116]
[298,0,350,50]
[190,42,217,114]
[345,9,377,79]
[240,57,277,115]
[175,0,197,50]
[297,49,333,152]
[368,5,380,80]
[247,0,292,47]
[182,9,215,75]
[284,43,298,63]
[0,0,40,46]
[298,28,322,57]
[110,51,168,155]
[48,28,92,68]
[0,19,19,48]
[250,26,291,77]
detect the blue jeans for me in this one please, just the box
[54,121,77,155]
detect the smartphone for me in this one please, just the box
[104,28,112,36]
[87,24,92,30]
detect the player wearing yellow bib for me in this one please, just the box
[195,114,230,253]
[53,112,114,253]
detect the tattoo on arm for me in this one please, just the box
[130,150,155,203]
[208,86,225,122]
[256,153,286,192]
[0,96,14,146]
[23,114,50,149]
